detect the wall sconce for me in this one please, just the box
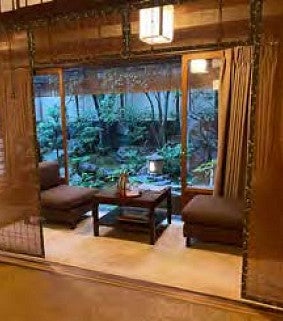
[139,5,174,45]
[190,59,208,74]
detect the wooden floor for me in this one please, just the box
[43,214,243,300]
[0,256,282,321]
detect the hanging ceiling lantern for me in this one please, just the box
[190,59,208,74]
[139,5,174,45]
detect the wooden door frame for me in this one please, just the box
[181,50,223,207]
[35,68,69,183]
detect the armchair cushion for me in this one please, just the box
[182,195,244,246]
[41,184,96,210]
[182,195,244,230]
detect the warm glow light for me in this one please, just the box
[139,5,174,45]
[190,59,208,74]
[149,161,156,173]
[1,0,53,12]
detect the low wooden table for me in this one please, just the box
[92,188,172,245]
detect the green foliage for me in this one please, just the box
[193,159,216,174]
[69,155,91,169]
[191,159,216,187]
[127,124,147,145]
[80,172,99,188]
[68,110,100,156]
[122,103,149,146]
[119,148,146,174]
[188,90,218,185]
[190,90,217,121]
[157,143,182,179]
[98,94,118,125]
[37,106,62,157]
[71,126,100,155]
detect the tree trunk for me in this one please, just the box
[145,92,160,147]
[92,94,105,147]
[154,92,163,125]
[92,94,102,122]
[175,91,180,133]
[163,91,170,144]
[154,92,164,146]
[145,92,155,121]
[75,95,80,119]
[120,93,125,120]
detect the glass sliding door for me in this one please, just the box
[181,51,222,205]
[33,68,69,182]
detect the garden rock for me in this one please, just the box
[79,163,97,174]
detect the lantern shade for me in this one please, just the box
[190,59,208,74]
[147,153,164,174]
[139,5,174,45]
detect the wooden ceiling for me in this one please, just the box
[1,0,282,43]
[0,0,124,25]
[1,0,250,26]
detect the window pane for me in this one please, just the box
[33,74,65,177]
[63,64,181,195]
[186,58,221,188]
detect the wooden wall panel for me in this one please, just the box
[33,13,123,66]
[130,1,250,53]
[31,1,252,67]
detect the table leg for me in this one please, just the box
[149,207,156,245]
[167,189,172,225]
[92,203,99,236]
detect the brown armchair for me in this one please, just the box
[39,161,97,229]
[182,195,244,247]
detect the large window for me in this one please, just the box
[34,64,182,194]
[187,85,218,188]
[34,60,220,194]
[181,53,222,194]
[34,73,66,178]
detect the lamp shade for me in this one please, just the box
[147,153,164,174]
[139,5,174,45]
[190,59,208,74]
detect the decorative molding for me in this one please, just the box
[130,41,251,58]
[1,0,186,30]
[32,40,251,69]
[27,28,46,259]
[240,0,283,310]
[241,0,262,301]
[121,4,131,58]
[129,0,184,10]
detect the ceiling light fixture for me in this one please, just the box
[139,5,174,45]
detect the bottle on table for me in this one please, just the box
[117,171,129,197]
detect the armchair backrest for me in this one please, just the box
[38,161,61,190]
